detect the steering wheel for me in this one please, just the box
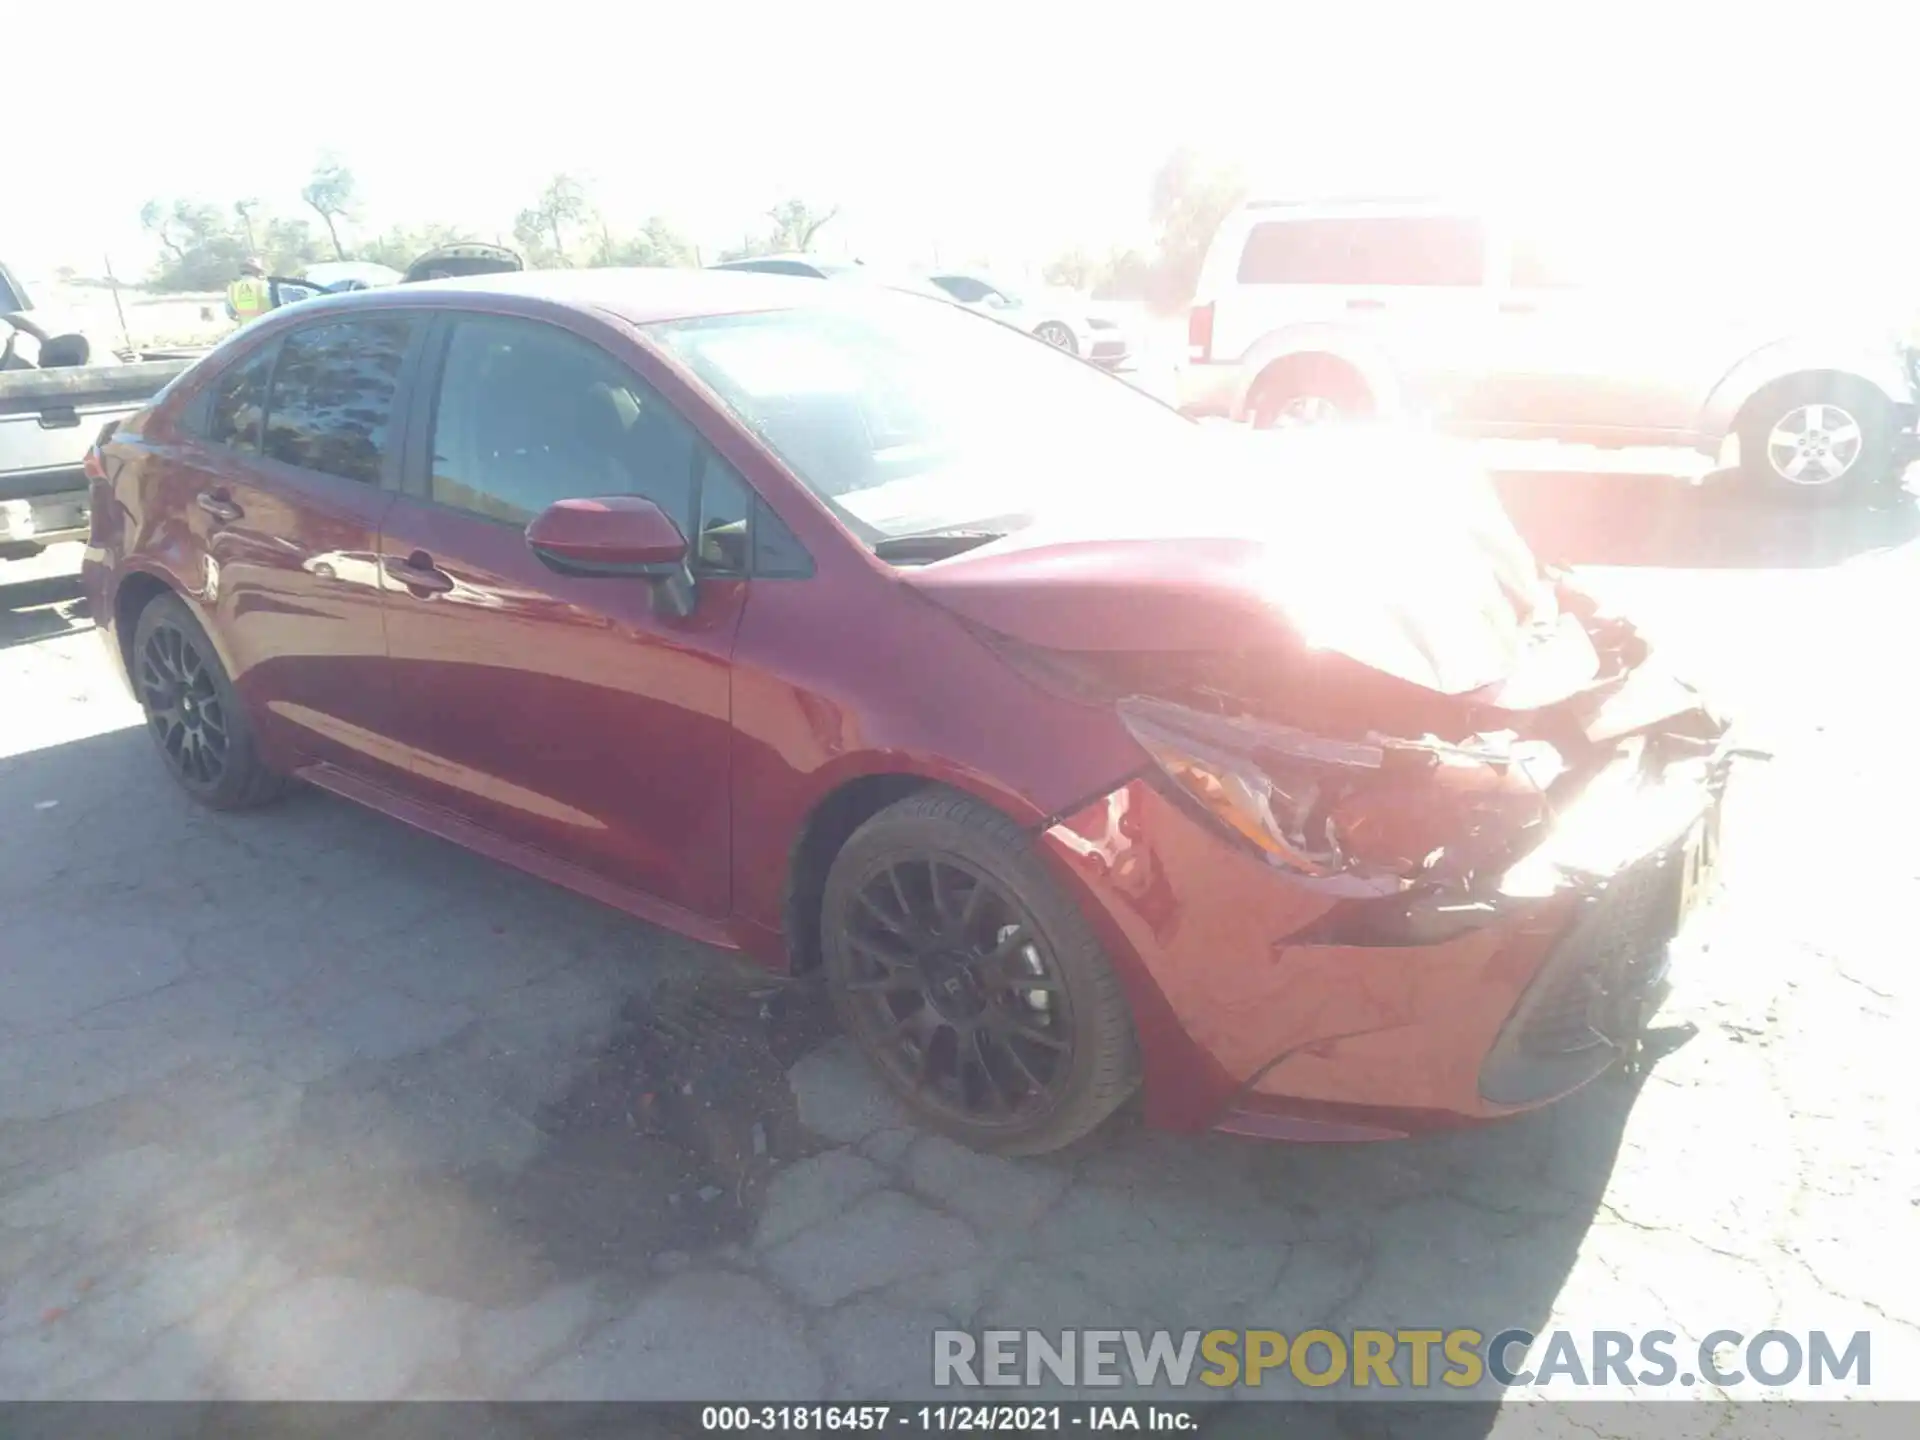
[1,310,50,370]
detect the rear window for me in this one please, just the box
[262,317,413,484]
[1236,216,1486,287]
[205,348,274,453]
[721,259,823,277]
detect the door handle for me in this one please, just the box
[197,491,243,523]
[383,551,455,595]
[1345,298,1386,311]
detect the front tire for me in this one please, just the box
[820,790,1140,1155]
[131,592,288,810]
[1738,377,1892,502]
[1034,322,1078,356]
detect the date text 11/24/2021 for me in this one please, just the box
[699,1405,1203,1432]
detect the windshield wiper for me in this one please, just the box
[871,530,1006,563]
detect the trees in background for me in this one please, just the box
[590,215,700,269]
[300,157,359,261]
[135,162,715,290]
[132,145,1239,300]
[1047,146,1245,308]
[717,198,841,262]
[513,174,592,266]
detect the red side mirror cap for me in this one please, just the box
[525,496,688,577]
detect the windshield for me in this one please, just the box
[651,292,1193,545]
[0,265,29,313]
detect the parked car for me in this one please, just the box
[708,253,954,302]
[84,269,1736,1154]
[264,243,524,309]
[927,273,1132,369]
[1180,196,1920,500]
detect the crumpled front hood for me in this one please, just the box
[901,427,1599,702]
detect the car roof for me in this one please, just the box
[350,265,850,325]
[711,252,854,271]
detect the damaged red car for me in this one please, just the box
[82,270,1736,1154]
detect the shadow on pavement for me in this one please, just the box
[1495,471,1920,569]
[1,724,1644,1415]
[0,570,89,650]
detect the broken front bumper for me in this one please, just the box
[1477,787,1721,1107]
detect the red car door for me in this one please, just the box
[160,314,422,785]
[374,308,750,922]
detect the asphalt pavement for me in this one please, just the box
[2,462,1916,1423]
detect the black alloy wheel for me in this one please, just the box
[140,618,231,788]
[821,790,1140,1154]
[841,853,1074,1127]
[131,593,288,809]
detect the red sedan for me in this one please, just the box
[82,269,1733,1154]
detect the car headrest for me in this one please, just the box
[38,333,91,368]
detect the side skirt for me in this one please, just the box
[295,761,743,953]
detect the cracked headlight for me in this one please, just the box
[1119,696,1561,897]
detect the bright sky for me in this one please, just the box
[10,2,1914,284]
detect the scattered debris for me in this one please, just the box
[531,971,836,1252]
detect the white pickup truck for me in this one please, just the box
[0,242,526,563]
[1,263,192,562]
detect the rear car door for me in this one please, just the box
[1467,220,1779,441]
[375,309,751,920]
[171,314,421,783]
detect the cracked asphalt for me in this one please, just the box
[2,466,1916,1426]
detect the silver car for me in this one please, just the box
[1180,197,1920,500]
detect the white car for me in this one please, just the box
[926,274,1133,370]
[1179,196,1920,499]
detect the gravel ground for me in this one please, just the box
[1,466,1915,1426]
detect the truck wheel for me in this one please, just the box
[1248,358,1371,429]
[1737,378,1892,502]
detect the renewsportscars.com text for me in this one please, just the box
[932,1328,1872,1391]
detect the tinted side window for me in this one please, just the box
[694,451,753,574]
[728,259,820,277]
[934,276,993,303]
[1237,217,1485,286]
[429,316,700,528]
[262,317,412,483]
[751,495,814,578]
[205,347,274,453]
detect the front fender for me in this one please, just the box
[1697,334,1917,441]
[1228,323,1406,420]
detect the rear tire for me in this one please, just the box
[820,790,1140,1155]
[1248,357,1372,429]
[1737,376,1892,503]
[131,592,289,810]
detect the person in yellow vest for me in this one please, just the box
[225,259,273,325]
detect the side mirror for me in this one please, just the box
[525,496,696,615]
